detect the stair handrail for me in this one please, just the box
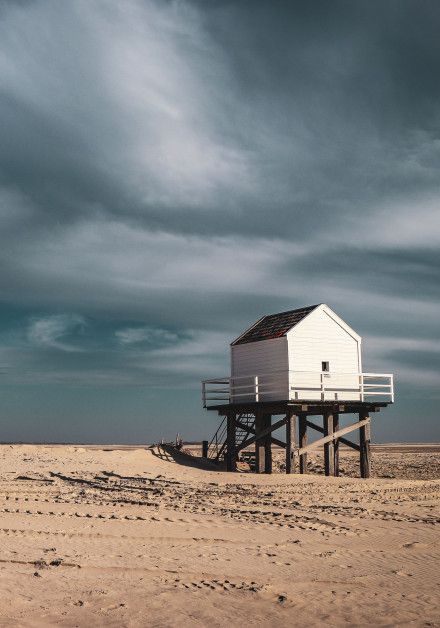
[207,416,227,460]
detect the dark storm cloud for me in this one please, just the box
[0,0,439,440]
[1,0,439,239]
[282,247,440,304]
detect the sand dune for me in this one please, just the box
[0,444,439,626]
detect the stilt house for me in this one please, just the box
[202,304,394,477]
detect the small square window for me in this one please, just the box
[322,361,329,372]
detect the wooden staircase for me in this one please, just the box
[207,413,256,463]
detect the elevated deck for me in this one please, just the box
[202,371,394,408]
[204,399,390,415]
[201,371,394,478]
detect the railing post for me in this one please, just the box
[360,374,364,402]
[390,375,394,403]
[255,375,259,402]
[320,372,324,401]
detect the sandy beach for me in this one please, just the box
[1,443,439,626]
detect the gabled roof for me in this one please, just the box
[231,304,321,346]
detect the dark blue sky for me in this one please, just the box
[0,0,439,443]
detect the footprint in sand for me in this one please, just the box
[401,541,428,550]
[392,569,413,577]
[169,577,262,593]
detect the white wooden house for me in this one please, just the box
[202,304,393,406]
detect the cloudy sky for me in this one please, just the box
[0,0,439,443]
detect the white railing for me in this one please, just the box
[202,371,394,407]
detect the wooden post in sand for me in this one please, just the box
[263,414,273,474]
[226,413,237,472]
[333,413,340,476]
[202,440,208,458]
[323,412,335,476]
[285,412,292,474]
[298,412,308,474]
[285,410,296,474]
[255,411,265,474]
[359,410,371,478]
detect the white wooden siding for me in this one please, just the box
[287,306,361,400]
[229,305,363,402]
[231,337,288,401]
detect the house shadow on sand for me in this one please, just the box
[150,444,226,473]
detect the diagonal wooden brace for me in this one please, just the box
[235,418,286,451]
[297,418,370,456]
[238,415,288,451]
[306,420,361,451]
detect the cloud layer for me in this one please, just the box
[0,0,439,441]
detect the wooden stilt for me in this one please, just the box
[298,412,308,473]
[285,412,292,474]
[323,412,335,476]
[208,399,381,477]
[359,410,371,478]
[226,413,237,472]
[292,413,297,472]
[263,414,272,474]
[255,412,265,474]
[202,440,208,458]
[333,413,340,477]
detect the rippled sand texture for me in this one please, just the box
[0,444,439,626]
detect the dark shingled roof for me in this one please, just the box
[231,304,321,345]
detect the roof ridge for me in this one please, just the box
[261,303,321,318]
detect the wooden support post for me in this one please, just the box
[359,410,371,478]
[333,413,340,477]
[263,414,272,474]
[286,412,292,473]
[293,413,297,472]
[298,412,308,474]
[226,413,237,472]
[285,411,296,474]
[323,412,335,476]
[286,412,292,474]
[255,412,265,474]
[202,440,208,458]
